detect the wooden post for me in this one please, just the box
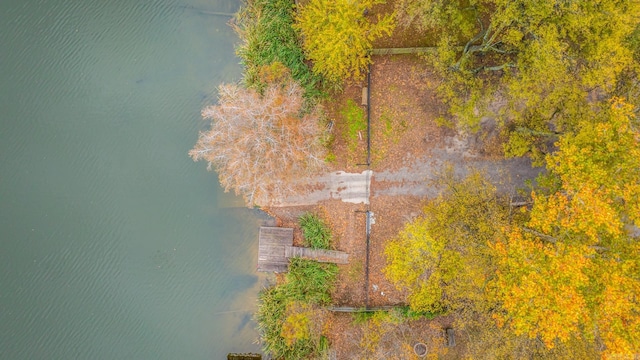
[361,87,368,106]
[446,328,456,347]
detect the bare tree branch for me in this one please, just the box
[190,82,326,206]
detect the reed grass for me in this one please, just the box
[298,212,332,250]
[234,0,324,100]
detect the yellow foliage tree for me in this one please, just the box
[384,169,618,357]
[595,250,640,356]
[491,230,594,348]
[385,170,506,314]
[396,0,640,162]
[384,171,593,358]
[537,98,640,237]
[295,0,395,85]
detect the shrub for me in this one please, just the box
[299,212,332,249]
[285,258,338,305]
[397,306,438,320]
[281,302,313,346]
[352,309,376,324]
[256,287,316,359]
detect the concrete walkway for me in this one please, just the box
[269,170,372,206]
[264,150,542,207]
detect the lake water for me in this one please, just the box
[0,0,267,358]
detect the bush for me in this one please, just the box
[256,288,316,359]
[285,258,338,305]
[397,306,438,320]
[299,212,332,249]
[234,0,324,99]
[352,309,377,324]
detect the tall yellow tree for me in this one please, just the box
[385,170,506,314]
[535,98,640,239]
[295,0,395,85]
[384,170,598,358]
[491,230,594,349]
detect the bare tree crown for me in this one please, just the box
[190,81,326,206]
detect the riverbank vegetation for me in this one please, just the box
[191,0,640,357]
[233,0,324,99]
[256,259,337,359]
[256,214,337,359]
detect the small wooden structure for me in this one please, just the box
[257,226,349,272]
[257,227,293,273]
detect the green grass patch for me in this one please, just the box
[234,0,325,100]
[397,306,439,320]
[299,212,332,249]
[352,309,377,324]
[380,108,408,142]
[381,110,394,139]
[324,151,336,164]
[340,99,367,152]
[347,259,363,282]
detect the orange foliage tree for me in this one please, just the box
[492,99,640,355]
[385,100,639,355]
[189,80,326,206]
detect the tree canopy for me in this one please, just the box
[295,0,395,85]
[385,170,506,315]
[189,75,326,206]
[385,104,640,357]
[493,99,640,354]
[233,0,324,99]
[395,0,640,162]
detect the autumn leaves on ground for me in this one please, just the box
[190,0,640,358]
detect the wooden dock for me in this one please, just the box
[257,226,349,272]
[257,227,293,273]
[285,246,348,264]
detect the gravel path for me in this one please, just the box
[373,149,543,198]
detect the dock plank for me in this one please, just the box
[285,246,349,264]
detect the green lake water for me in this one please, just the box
[0,0,267,358]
